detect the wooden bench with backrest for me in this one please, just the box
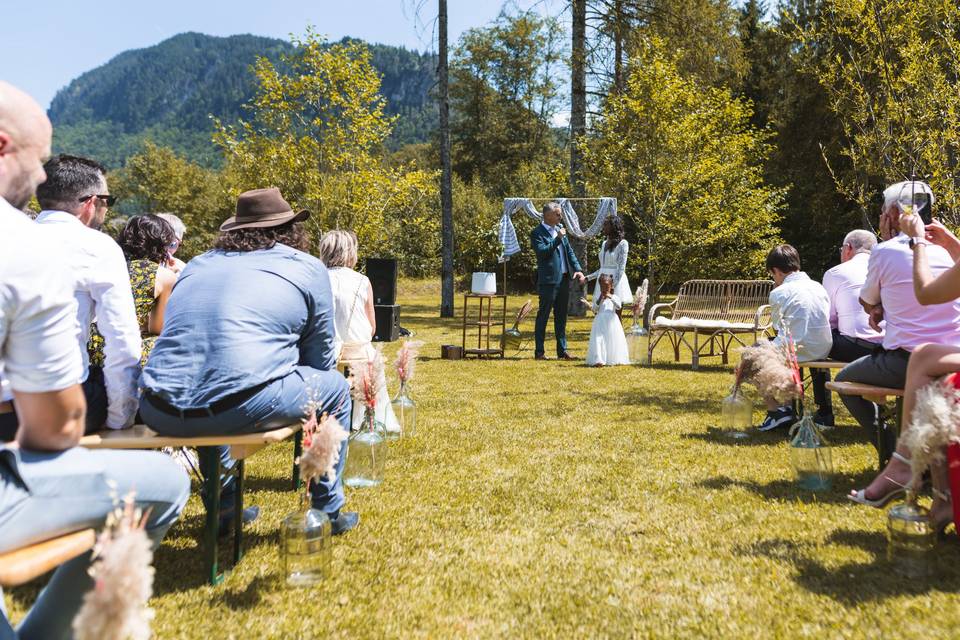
[79,423,303,585]
[0,529,96,588]
[647,279,774,369]
[826,380,904,468]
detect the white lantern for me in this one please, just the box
[471,272,497,295]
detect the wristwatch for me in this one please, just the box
[909,237,929,249]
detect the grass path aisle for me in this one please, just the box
[10,292,960,638]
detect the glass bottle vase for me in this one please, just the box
[280,494,332,587]
[789,414,833,491]
[720,386,752,438]
[887,492,935,578]
[343,407,387,488]
[391,381,417,438]
[626,319,649,365]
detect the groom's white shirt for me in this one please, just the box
[541,222,568,276]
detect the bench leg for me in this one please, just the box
[692,332,700,371]
[877,405,894,469]
[198,447,224,586]
[233,459,244,566]
[292,431,303,491]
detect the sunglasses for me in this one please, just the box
[78,194,117,207]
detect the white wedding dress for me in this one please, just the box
[588,240,632,304]
[586,295,631,366]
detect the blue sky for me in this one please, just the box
[1,0,560,109]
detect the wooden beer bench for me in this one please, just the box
[79,423,303,585]
[826,381,905,468]
[0,529,96,588]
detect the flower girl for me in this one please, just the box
[586,274,631,367]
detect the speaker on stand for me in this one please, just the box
[366,258,403,341]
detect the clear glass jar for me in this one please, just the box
[887,492,935,578]
[280,496,332,587]
[626,320,649,365]
[391,381,417,438]
[721,387,753,431]
[343,408,387,488]
[789,415,833,491]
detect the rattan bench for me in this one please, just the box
[647,279,774,369]
[0,529,96,588]
[79,423,303,585]
[826,381,904,467]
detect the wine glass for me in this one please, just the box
[897,182,930,221]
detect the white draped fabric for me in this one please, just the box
[497,197,617,262]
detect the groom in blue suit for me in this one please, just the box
[531,202,586,360]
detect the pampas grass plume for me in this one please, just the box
[902,377,960,487]
[299,413,349,484]
[351,346,385,410]
[395,340,424,384]
[738,341,802,404]
[73,493,154,640]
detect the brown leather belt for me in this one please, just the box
[0,401,13,414]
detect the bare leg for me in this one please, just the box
[853,343,960,500]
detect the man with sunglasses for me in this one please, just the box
[35,155,141,433]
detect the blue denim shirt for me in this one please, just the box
[141,245,337,409]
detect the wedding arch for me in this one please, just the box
[497,197,618,262]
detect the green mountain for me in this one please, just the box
[49,32,438,168]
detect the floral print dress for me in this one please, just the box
[88,259,160,368]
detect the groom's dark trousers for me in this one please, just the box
[535,274,571,357]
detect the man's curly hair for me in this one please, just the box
[214,220,310,253]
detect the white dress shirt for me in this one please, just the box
[821,252,883,343]
[769,271,833,362]
[36,210,141,428]
[1,199,83,397]
[542,222,568,275]
[859,233,960,351]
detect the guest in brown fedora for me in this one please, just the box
[139,187,358,535]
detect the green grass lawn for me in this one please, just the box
[7,285,960,638]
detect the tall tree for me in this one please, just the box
[439,0,454,317]
[569,0,589,316]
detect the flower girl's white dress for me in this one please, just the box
[586,295,631,366]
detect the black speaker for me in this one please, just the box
[373,304,400,342]
[366,258,398,305]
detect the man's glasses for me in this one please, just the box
[78,194,117,207]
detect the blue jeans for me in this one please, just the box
[139,366,351,514]
[0,446,189,639]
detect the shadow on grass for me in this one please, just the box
[153,514,278,595]
[696,472,881,505]
[682,424,871,448]
[207,573,281,611]
[739,530,960,603]
[571,386,720,415]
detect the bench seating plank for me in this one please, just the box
[0,529,96,588]
[802,360,848,370]
[80,424,300,456]
[826,381,904,403]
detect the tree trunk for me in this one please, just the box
[613,0,625,94]
[569,0,589,317]
[438,0,455,318]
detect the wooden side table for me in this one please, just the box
[462,293,507,358]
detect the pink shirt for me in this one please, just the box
[822,252,883,343]
[860,233,960,351]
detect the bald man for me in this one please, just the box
[0,82,188,639]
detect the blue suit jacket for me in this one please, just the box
[531,224,582,287]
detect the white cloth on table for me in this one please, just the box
[0,199,84,395]
[35,210,141,429]
[328,267,400,433]
[587,295,630,366]
[821,252,883,343]
[588,239,632,304]
[769,271,832,363]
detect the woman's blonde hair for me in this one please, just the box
[318,229,359,268]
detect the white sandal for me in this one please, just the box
[847,451,911,508]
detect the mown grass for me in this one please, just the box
[7,285,960,638]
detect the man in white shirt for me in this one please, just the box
[810,230,885,427]
[759,244,833,431]
[35,154,141,432]
[0,79,188,639]
[835,181,960,457]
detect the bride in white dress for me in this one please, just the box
[586,275,631,366]
[587,215,632,308]
[319,230,400,434]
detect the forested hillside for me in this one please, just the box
[49,32,437,167]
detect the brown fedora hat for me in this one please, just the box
[219,187,310,231]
